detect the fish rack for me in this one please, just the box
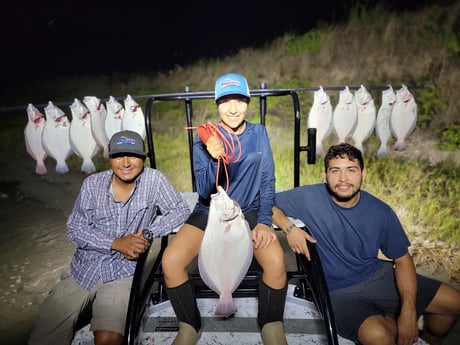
[123,85,340,345]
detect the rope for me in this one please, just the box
[186,122,242,191]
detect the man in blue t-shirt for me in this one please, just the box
[273,143,460,345]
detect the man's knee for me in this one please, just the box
[358,315,396,345]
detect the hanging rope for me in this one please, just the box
[185,122,242,191]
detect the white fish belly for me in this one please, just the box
[24,122,47,162]
[199,213,253,296]
[70,120,99,159]
[390,101,417,140]
[333,104,357,142]
[352,104,376,148]
[122,112,146,139]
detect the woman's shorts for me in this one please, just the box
[185,210,258,230]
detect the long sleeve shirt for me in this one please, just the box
[67,167,190,290]
[193,122,275,226]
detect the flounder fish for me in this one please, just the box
[198,186,253,317]
[83,96,109,158]
[122,94,146,139]
[69,99,99,174]
[105,96,124,141]
[24,103,48,175]
[41,101,72,173]
[375,86,396,157]
[307,86,333,156]
[332,86,357,144]
[352,85,376,153]
[390,84,417,151]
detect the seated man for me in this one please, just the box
[28,130,190,345]
[272,143,460,345]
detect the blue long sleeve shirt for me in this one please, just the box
[67,167,190,290]
[193,122,275,226]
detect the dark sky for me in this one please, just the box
[1,0,426,84]
[1,0,349,83]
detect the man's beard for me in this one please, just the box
[325,182,360,203]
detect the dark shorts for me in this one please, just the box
[330,261,441,342]
[186,210,258,230]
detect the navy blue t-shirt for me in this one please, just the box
[274,184,410,291]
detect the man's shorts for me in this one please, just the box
[186,210,258,230]
[329,261,441,342]
[28,275,133,345]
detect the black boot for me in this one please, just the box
[167,279,201,345]
[258,279,288,345]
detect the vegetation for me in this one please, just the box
[1,1,459,281]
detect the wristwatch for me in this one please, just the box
[283,223,296,235]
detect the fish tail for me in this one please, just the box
[55,161,69,174]
[316,143,323,156]
[393,140,407,151]
[35,161,47,175]
[214,292,237,318]
[376,145,388,157]
[102,146,109,159]
[81,159,96,174]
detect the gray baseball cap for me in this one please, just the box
[108,130,146,158]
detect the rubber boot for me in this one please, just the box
[261,321,288,345]
[258,279,288,345]
[172,322,201,345]
[167,279,201,345]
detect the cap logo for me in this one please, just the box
[221,80,240,88]
[116,137,136,146]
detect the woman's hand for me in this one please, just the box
[252,224,278,249]
[206,136,224,159]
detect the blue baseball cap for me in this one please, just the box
[108,130,146,158]
[214,73,250,101]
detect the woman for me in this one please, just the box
[161,73,288,345]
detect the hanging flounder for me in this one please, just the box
[375,86,396,157]
[83,96,109,158]
[69,99,99,174]
[390,84,417,151]
[105,96,124,141]
[41,101,72,173]
[352,85,376,153]
[122,94,146,139]
[307,86,333,156]
[198,186,253,317]
[24,103,48,175]
[332,86,357,144]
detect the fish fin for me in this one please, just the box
[214,291,237,318]
[393,140,407,151]
[55,161,69,174]
[81,159,96,174]
[377,146,388,157]
[35,161,47,175]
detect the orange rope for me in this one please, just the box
[185,122,242,191]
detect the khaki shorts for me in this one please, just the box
[28,275,133,345]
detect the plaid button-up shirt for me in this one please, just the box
[67,168,189,290]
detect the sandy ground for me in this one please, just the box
[1,153,85,344]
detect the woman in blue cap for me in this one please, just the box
[162,73,288,345]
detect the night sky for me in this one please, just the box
[1,0,426,84]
